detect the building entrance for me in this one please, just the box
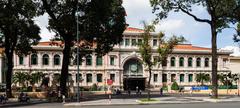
[123,78,145,91]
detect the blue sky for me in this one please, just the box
[35,0,240,55]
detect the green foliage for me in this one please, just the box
[90,83,98,91]
[0,0,41,97]
[196,73,211,85]
[150,0,240,99]
[39,0,126,95]
[12,72,28,87]
[28,72,44,85]
[171,82,179,90]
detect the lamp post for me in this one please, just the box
[76,1,80,102]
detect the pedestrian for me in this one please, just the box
[128,88,131,96]
[136,86,139,95]
[160,87,163,96]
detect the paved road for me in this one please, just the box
[11,102,240,108]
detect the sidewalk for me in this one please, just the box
[64,96,240,107]
[0,98,48,107]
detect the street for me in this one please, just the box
[11,102,240,108]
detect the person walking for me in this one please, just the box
[160,87,163,96]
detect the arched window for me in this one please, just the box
[170,57,175,67]
[31,54,38,65]
[42,54,49,65]
[196,57,201,67]
[205,58,209,67]
[179,57,184,67]
[54,54,60,65]
[188,57,193,67]
[86,55,92,66]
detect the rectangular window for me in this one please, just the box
[154,74,158,82]
[110,56,115,65]
[96,56,103,66]
[153,39,157,46]
[125,39,130,46]
[132,39,137,46]
[120,40,124,46]
[188,74,193,82]
[19,56,24,65]
[138,39,142,45]
[76,74,82,82]
[171,74,176,82]
[97,74,102,82]
[162,74,167,82]
[110,74,115,82]
[87,74,92,83]
[180,74,184,82]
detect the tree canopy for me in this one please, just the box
[39,0,126,95]
[0,0,41,97]
[150,0,240,99]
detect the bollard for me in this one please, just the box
[62,95,65,104]
[108,94,111,103]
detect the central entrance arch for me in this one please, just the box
[123,58,145,90]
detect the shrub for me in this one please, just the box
[91,84,98,91]
[171,82,179,90]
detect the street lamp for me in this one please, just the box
[76,1,80,102]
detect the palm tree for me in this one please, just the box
[196,73,211,86]
[12,72,28,88]
[28,72,44,92]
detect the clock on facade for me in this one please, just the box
[130,64,138,72]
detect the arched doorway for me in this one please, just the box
[123,58,145,90]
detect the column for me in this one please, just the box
[184,56,188,68]
[176,56,179,68]
[72,73,76,86]
[167,57,170,68]
[176,73,180,84]
[167,73,171,84]
[193,57,196,68]
[93,72,97,84]
[49,73,53,86]
[159,73,162,86]
[38,53,42,67]
[185,73,188,84]
[49,54,53,68]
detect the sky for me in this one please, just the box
[34,0,240,56]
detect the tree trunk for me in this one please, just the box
[5,50,13,98]
[148,67,152,101]
[60,40,71,96]
[211,21,218,99]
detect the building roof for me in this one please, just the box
[174,44,211,51]
[36,41,211,51]
[124,27,144,33]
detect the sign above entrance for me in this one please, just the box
[107,79,113,85]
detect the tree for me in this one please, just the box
[196,73,211,86]
[171,82,179,90]
[139,22,184,100]
[0,0,41,97]
[38,0,126,96]
[28,72,44,92]
[12,72,28,88]
[218,73,239,94]
[150,0,240,98]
